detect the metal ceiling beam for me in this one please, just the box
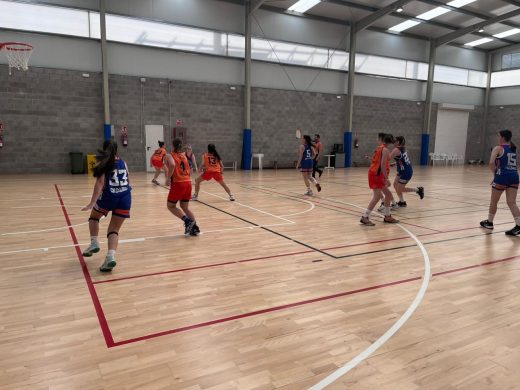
[250,0,266,13]
[355,0,414,32]
[435,7,520,47]
[417,0,520,31]
[490,41,520,54]
[324,0,515,45]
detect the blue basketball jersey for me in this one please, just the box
[103,158,132,198]
[301,144,313,163]
[496,144,518,176]
[395,147,413,174]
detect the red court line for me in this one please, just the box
[111,276,422,347]
[111,252,520,347]
[54,184,115,348]
[93,249,314,285]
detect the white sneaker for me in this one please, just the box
[82,243,100,257]
[391,202,400,211]
[305,189,313,196]
[229,194,235,201]
[377,203,385,212]
[99,255,116,272]
[192,194,198,201]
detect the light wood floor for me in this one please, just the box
[1,166,520,389]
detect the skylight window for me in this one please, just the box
[493,28,520,39]
[288,0,321,14]
[464,37,493,47]
[388,0,477,33]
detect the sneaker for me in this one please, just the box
[391,202,400,211]
[377,203,386,212]
[360,216,375,226]
[99,255,116,272]
[305,189,313,196]
[479,220,494,230]
[318,170,323,178]
[189,223,200,236]
[316,183,322,192]
[185,220,195,235]
[505,225,520,236]
[229,194,235,201]
[82,243,100,257]
[192,194,198,201]
[384,216,399,224]
[152,179,160,185]
[397,201,407,207]
[417,187,424,200]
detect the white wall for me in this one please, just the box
[432,84,484,105]
[434,109,470,158]
[354,74,423,100]
[490,86,520,106]
[0,30,101,71]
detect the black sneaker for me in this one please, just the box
[505,225,520,236]
[480,220,494,230]
[184,219,195,235]
[316,183,322,192]
[397,201,407,207]
[417,187,424,200]
[190,223,200,236]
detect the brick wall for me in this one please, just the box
[486,105,520,158]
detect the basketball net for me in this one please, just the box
[0,42,33,75]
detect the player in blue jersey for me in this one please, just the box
[297,135,321,196]
[480,130,520,235]
[389,136,424,207]
[81,140,132,271]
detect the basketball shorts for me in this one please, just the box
[368,173,386,189]
[397,169,413,184]
[492,173,519,190]
[300,160,313,172]
[168,181,192,203]
[152,159,164,169]
[95,192,132,218]
[201,171,223,182]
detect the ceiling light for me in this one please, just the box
[389,20,421,32]
[288,0,321,13]
[417,7,450,21]
[465,37,493,47]
[478,28,484,32]
[396,7,403,13]
[447,0,477,7]
[493,28,520,38]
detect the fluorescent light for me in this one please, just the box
[417,7,450,20]
[388,0,477,33]
[465,37,493,47]
[396,7,403,13]
[389,20,421,32]
[493,28,520,38]
[288,0,321,13]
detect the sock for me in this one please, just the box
[398,195,404,202]
[310,177,317,184]
[488,214,495,223]
[384,207,391,216]
[181,215,190,223]
[515,216,520,226]
[107,249,115,258]
[363,209,371,219]
[91,236,99,245]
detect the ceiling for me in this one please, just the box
[254,0,520,51]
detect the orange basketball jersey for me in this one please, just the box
[369,144,389,176]
[203,153,221,173]
[171,152,191,182]
[152,147,166,163]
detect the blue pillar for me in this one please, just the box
[344,131,352,168]
[103,124,112,141]
[420,133,430,166]
[242,128,252,170]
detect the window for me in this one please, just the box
[251,39,329,68]
[502,52,520,70]
[356,54,407,78]
[468,70,487,88]
[406,61,428,80]
[328,51,349,71]
[491,69,520,88]
[434,65,469,86]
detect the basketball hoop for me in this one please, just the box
[0,42,33,75]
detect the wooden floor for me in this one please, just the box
[1,166,520,389]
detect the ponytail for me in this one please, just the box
[172,138,183,153]
[208,144,222,162]
[93,140,117,178]
[511,141,517,153]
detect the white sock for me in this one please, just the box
[91,236,99,245]
[363,209,371,219]
[488,214,495,223]
[398,195,404,202]
[384,207,391,216]
[515,216,520,226]
[107,249,116,258]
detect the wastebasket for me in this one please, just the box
[87,154,97,175]
[69,152,84,174]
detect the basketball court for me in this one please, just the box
[2,0,520,388]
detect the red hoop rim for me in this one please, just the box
[0,42,33,51]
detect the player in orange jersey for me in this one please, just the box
[360,134,398,226]
[192,144,235,201]
[164,138,200,236]
[150,141,167,185]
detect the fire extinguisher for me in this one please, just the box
[0,123,4,148]
[121,126,128,147]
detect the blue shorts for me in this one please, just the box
[492,174,519,190]
[94,192,132,218]
[300,160,313,172]
[397,169,413,184]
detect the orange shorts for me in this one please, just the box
[167,181,192,203]
[368,173,386,189]
[201,171,223,182]
[152,159,164,169]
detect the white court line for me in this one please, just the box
[279,199,315,217]
[0,222,292,256]
[309,200,431,390]
[1,220,95,236]
[11,205,85,209]
[201,190,295,224]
